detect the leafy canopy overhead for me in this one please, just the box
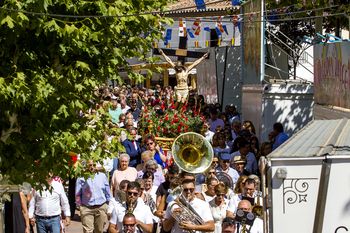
[0,0,173,188]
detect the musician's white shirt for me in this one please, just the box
[164,197,214,233]
[108,197,143,214]
[109,199,153,233]
[236,217,263,233]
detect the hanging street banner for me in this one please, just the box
[314,41,350,109]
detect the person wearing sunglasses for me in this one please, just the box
[122,213,137,233]
[221,217,236,233]
[163,179,215,233]
[211,156,220,169]
[143,135,167,168]
[209,183,229,233]
[109,182,153,233]
[216,153,236,186]
[200,177,218,203]
[137,159,165,187]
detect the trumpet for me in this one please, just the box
[252,182,263,217]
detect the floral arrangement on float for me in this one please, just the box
[138,100,204,150]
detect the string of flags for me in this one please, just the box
[155,38,237,49]
[155,3,335,48]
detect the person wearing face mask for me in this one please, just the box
[109,182,153,233]
[209,183,229,233]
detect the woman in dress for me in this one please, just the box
[110,153,137,196]
[209,183,229,233]
[144,134,167,168]
[142,171,158,206]
[201,177,218,203]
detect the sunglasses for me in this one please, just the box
[222,218,236,226]
[124,223,136,228]
[146,168,156,172]
[222,160,230,164]
[216,194,226,197]
[212,161,219,164]
[183,188,194,193]
[208,172,215,174]
[146,142,154,146]
[128,191,139,197]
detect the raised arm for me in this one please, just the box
[159,49,176,68]
[187,53,208,71]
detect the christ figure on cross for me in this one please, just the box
[158,48,208,111]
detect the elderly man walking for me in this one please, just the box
[75,160,112,233]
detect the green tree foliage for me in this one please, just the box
[265,0,349,78]
[0,0,173,188]
[266,0,349,32]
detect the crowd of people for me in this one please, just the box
[15,84,291,233]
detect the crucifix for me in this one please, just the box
[153,37,210,111]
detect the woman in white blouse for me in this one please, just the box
[201,177,218,203]
[209,183,229,233]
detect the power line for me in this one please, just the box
[0,0,228,19]
[0,2,341,20]
[181,12,346,23]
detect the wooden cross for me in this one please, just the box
[153,37,210,63]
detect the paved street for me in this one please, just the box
[64,210,108,233]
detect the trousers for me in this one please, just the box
[80,203,108,233]
[35,215,60,233]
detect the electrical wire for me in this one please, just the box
[0,0,228,19]
[183,12,346,23]
[0,2,342,20]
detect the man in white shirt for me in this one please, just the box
[226,178,262,218]
[163,179,214,233]
[230,139,258,174]
[109,182,153,233]
[121,99,131,114]
[29,175,70,233]
[203,120,214,143]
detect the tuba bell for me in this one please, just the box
[168,132,214,232]
[171,132,214,174]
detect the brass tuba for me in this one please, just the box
[171,132,214,173]
[168,132,214,232]
[168,190,205,233]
